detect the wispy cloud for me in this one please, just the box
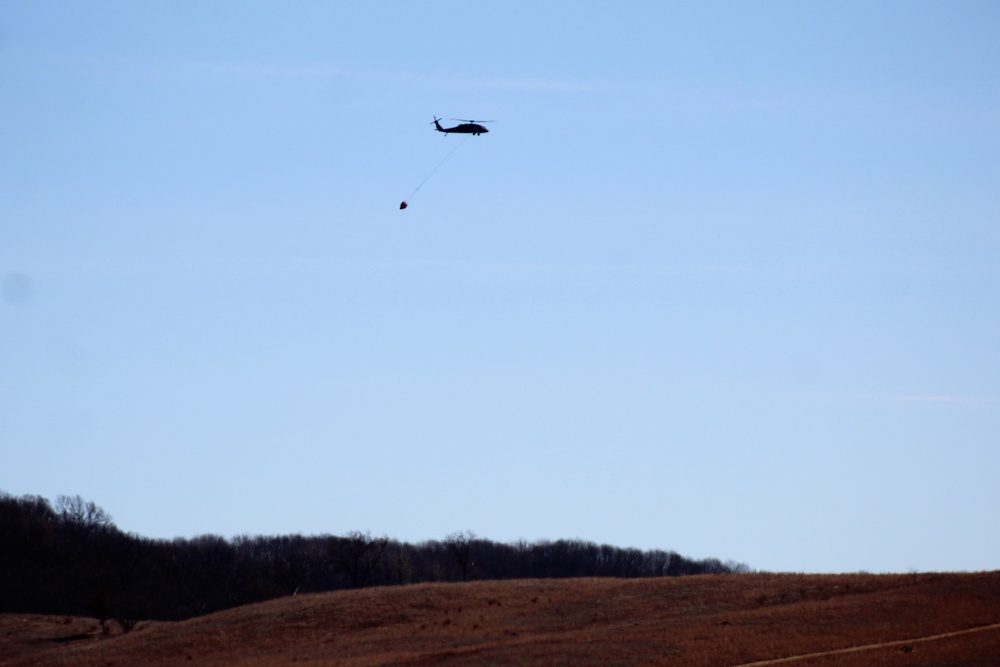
[192,62,347,80]
[193,61,633,95]
[74,56,630,95]
[417,74,633,94]
[879,394,1000,405]
[797,393,1000,405]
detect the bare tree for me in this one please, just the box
[445,530,477,581]
[328,531,389,588]
[55,495,114,533]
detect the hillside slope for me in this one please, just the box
[3,572,999,666]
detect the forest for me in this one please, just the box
[0,491,748,626]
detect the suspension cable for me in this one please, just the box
[400,136,469,209]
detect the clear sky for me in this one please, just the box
[3,1,999,574]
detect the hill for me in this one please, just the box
[3,571,999,666]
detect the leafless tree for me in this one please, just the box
[55,494,114,533]
[445,530,478,581]
[328,531,389,588]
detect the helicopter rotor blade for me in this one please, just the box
[449,118,495,123]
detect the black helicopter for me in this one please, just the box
[431,117,492,135]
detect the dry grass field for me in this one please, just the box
[3,572,999,666]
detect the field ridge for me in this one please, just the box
[3,572,999,666]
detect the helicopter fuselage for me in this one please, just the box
[433,120,489,135]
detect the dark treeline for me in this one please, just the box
[1,492,749,624]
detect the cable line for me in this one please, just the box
[399,136,469,210]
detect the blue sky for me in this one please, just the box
[2,1,999,573]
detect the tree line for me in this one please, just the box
[0,491,749,625]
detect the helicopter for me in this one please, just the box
[431,117,492,136]
[400,117,492,210]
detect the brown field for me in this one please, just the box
[3,572,999,666]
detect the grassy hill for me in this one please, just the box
[3,572,999,666]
